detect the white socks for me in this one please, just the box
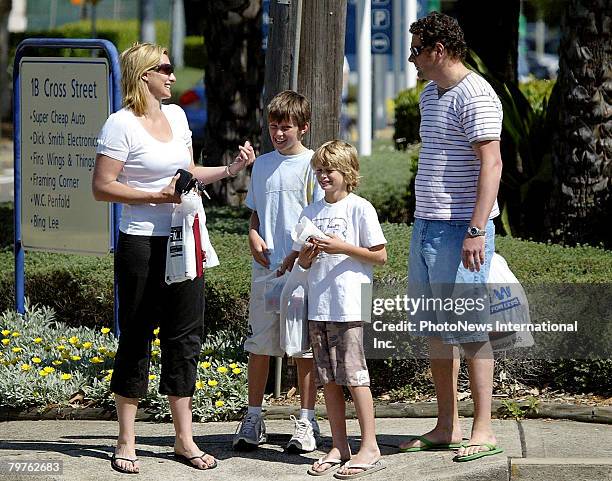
[300,408,315,421]
[247,405,263,417]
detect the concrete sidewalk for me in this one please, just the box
[1,417,611,481]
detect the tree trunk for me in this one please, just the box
[547,0,612,247]
[201,0,264,205]
[0,0,11,121]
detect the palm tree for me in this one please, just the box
[547,0,611,247]
[201,0,264,205]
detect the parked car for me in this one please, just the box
[179,79,207,153]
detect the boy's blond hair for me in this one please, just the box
[120,43,168,116]
[312,140,361,193]
[267,90,311,129]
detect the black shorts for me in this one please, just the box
[110,232,205,398]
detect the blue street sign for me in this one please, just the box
[371,0,392,54]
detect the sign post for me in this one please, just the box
[13,39,121,324]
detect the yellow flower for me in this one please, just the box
[195,380,204,390]
[68,336,79,345]
[56,345,66,351]
[215,391,222,397]
[98,347,107,354]
[153,327,160,336]
[104,373,112,381]
[101,327,111,334]
[39,370,49,377]
[71,355,81,361]
[21,364,31,371]
[1,329,10,337]
[1,339,10,345]
[33,337,43,344]
[90,356,104,364]
[151,350,160,357]
[32,357,42,364]
[215,400,224,408]
[232,368,242,375]
[52,360,63,366]
[229,363,237,369]
[106,351,116,358]
[61,373,72,380]
[148,374,157,380]
[11,347,23,353]
[153,338,161,346]
[207,379,218,387]
[200,361,211,369]
[217,366,228,374]
[81,342,93,349]
[43,366,55,373]
[105,369,113,374]
[11,332,20,337]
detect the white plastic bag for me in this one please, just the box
[280,262,310,356]
[263,272,288,313]
[165,191,219,285]
[487,253,534,350]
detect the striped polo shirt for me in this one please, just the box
[414,72,502,220]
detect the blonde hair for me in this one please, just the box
[120,43,168,116]
[267,90,311,129]
[312,140,361,193]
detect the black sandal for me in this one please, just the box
[111,454,139,474]
[174,452,218,470]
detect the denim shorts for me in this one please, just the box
[408,218,495,344]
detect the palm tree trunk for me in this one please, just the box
[547,0,612,247]
[201,0,264,205]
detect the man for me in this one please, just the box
[399,12,504,462]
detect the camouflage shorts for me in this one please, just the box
[308,321,370,387]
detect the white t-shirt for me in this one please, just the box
[415,72,502,220]
[245,149,323,269]
[294,193,387,322]
[96,104,192,236]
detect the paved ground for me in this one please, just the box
[1,417,611,481]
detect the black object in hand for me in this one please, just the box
[174,169,197,195]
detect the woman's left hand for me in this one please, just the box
[229,140,255,175]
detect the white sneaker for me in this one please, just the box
[233,412,267,450]
[286,415,320,453]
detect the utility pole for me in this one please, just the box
[297,1,347,150]
[260,0,302,154]
[139,0,156,43]
[357,0,371,156]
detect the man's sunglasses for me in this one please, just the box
[150,63,174,75]
[410,45,427,57]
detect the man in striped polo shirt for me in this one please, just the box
[399,13,504,462]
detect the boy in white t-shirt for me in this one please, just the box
[233,91,324,453]
[296,140,387,478]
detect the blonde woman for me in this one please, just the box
[92,43,254,474]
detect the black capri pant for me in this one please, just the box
[110,232,205,398]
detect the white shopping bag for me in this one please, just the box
[487,253,534,350]
[165,191,219,285]
[263,271,288,313]
[279,261,310,356]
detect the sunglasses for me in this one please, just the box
[410,45,426,57]
[150,63,174,75]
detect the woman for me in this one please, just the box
[92,43,254,474]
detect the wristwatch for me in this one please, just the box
[467,226,486,237]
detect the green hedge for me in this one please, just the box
[10,20,171,58]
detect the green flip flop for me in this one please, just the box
[453,443,504,462]
[399,435,463,452]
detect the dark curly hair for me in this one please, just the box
[409,12,467,60]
